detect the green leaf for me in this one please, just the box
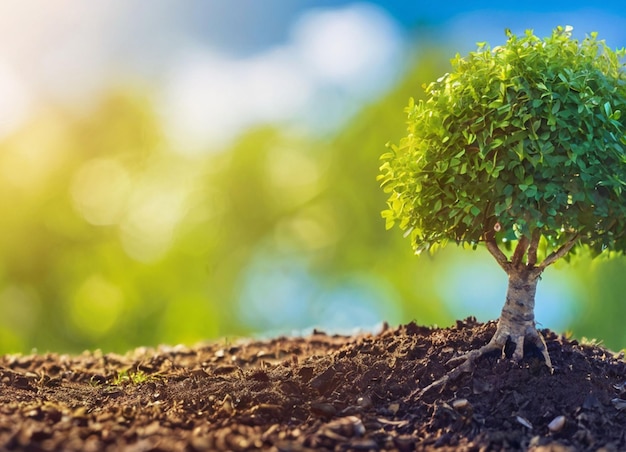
[380,25,626,257]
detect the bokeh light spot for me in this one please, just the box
[0,285,39,348]
[119,158,191,262]
[69,274,124,340]
[71,158,131,226]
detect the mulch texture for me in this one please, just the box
[1,317,625,451]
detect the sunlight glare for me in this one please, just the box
[0,60,32,138]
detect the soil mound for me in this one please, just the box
[1,318,625,451]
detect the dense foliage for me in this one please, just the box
[380,26,626,258]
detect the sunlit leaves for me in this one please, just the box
[380,26,626,258]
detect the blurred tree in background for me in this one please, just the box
[0,47,624,354]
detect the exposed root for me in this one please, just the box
[410,231,571,402]
[412,323,552,401]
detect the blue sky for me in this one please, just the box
[164,1,626,55]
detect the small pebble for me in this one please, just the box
[452,398,469,410]
[310,402,336,418]
[387,402,400,415]
[548,415,566,432]
[356,395,372,409]
[220,394,234,415]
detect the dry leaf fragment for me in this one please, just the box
[515,415,533,429]
[611,398,626,411]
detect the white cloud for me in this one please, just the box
[158,3,404,154]
[293,4,401,88]
[159,46,314,153]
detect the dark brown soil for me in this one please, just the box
[1,318,625,451]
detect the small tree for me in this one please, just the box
[379,26,626,371]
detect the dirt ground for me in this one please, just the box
[1,317,625,451]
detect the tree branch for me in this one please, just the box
[511,235,529,267]
[526,229,541,267]
[484,230,510,272]
[537,234,579,270]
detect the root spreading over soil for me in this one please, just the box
[1,318,625,451]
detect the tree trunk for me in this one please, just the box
[416,234,575,397]
[480,231,580,370]
[488,266,552,367]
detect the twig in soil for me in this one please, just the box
[410,346,488,401]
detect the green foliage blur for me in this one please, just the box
[1,46,625,355]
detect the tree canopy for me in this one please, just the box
[379,26,626,259]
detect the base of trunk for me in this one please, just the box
[488,266,552,367]
[414,321,552,400]
[481,315,552,368]
[414,268,552,399]
[450,267,552,368]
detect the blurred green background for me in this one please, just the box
[1,1,625,354]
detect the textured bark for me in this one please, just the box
[487,267,551,367]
